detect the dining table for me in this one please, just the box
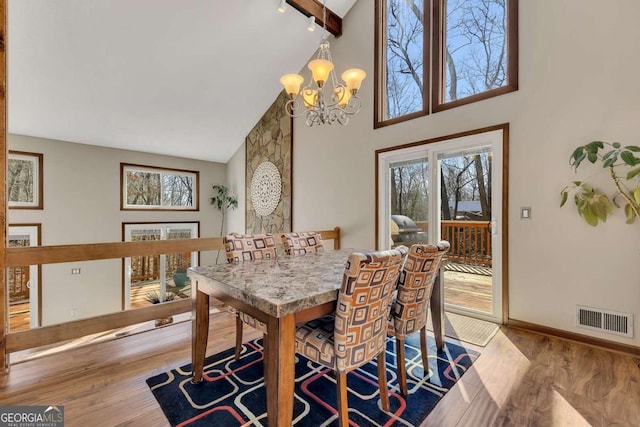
[188,248,445,427]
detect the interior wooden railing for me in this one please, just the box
[2,227,341,360]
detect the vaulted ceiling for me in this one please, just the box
[8,0,358,163]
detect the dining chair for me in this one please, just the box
[388,241,450,396]
[295,246,408,427]
[281,231,324,256]
[224,232,278,360]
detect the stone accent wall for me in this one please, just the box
[245,91,292,233]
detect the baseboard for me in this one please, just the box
[507,318,640,357]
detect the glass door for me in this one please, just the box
[123,222,199,310]
[7,225,41,330]
[378,129,503,322]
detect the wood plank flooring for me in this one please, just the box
[1,310,638,426]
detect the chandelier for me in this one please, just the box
[279,4,366,126]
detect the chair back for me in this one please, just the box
[281,232,324,256]
[224,233,278,263]
[390,241,450,337]
[334,246,408,373]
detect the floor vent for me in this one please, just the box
[576,305,633,337]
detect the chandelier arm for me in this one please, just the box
[342,96,362,116]
[284,99,312,119]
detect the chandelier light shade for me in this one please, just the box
[280,35,366,126]
[280,74,304,97]
[277,0,286,13]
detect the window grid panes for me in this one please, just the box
[443,0,509,103]
[375,0,517,126]
[384,0,426,120]
[121,164,198,210]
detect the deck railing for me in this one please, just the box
[415,220,492,267]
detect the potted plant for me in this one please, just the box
[144,291,178,326]
[211,184,238,263]
[561,141,640,226]
[172,257,190,287]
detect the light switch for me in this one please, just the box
[71,268,81,274]
[521,207,532,219]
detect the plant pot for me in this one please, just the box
[172,271,189,287]
[155,316,174,327]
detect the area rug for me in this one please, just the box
[427,312,499,347]
[147,334,479,426]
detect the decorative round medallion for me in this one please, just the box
[250,161,282,216]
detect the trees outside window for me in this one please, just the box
[390,152,491,223]
[375,0,517,126]
[8,151,43,209]
[382,0,428,122]
[121,164,199,210]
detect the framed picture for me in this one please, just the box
[8,151,43,209]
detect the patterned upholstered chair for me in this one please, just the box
[295,246,408,427]
[281,231,324,256]
[224,233,278,359]
[388,241,450,395]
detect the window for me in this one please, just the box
[375,0,518,127]
[376,0,429,124]
[121,164,199,210]
[122,222,199,310]
[7,224,41,331]
[8,151,43,209]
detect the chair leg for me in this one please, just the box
[395,337,408,396]
[234,315,243,360]
[420,326,429,375]
[336,372,349,427]
[377,352,390,412]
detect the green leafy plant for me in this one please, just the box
[144,291,178,304]
[561,141,640,226]
[210,184,238,263]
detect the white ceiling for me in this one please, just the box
[8,0,358,163]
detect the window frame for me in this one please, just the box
[120,163,200,211]
[7,223,42,329]
[374,0,518,127]
[432,0,519,113]
[8,150,44,210]
[121,221,200,310]
[374,0,431,129]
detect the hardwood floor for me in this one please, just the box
[1,310,638,426]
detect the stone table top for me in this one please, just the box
[188,249,360,318]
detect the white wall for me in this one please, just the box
[228,0,640,345]
[9,134,227,326]
[226,142,246,235]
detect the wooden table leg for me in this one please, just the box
[192,286,209,383]
[265,313,296,427]
[430,267,445,351]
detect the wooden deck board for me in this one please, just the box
[444,270,493,313]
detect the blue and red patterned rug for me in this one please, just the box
[147,334,479,426]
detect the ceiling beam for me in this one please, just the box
[286,0,342,37]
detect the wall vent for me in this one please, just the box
[576,305,633,338]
